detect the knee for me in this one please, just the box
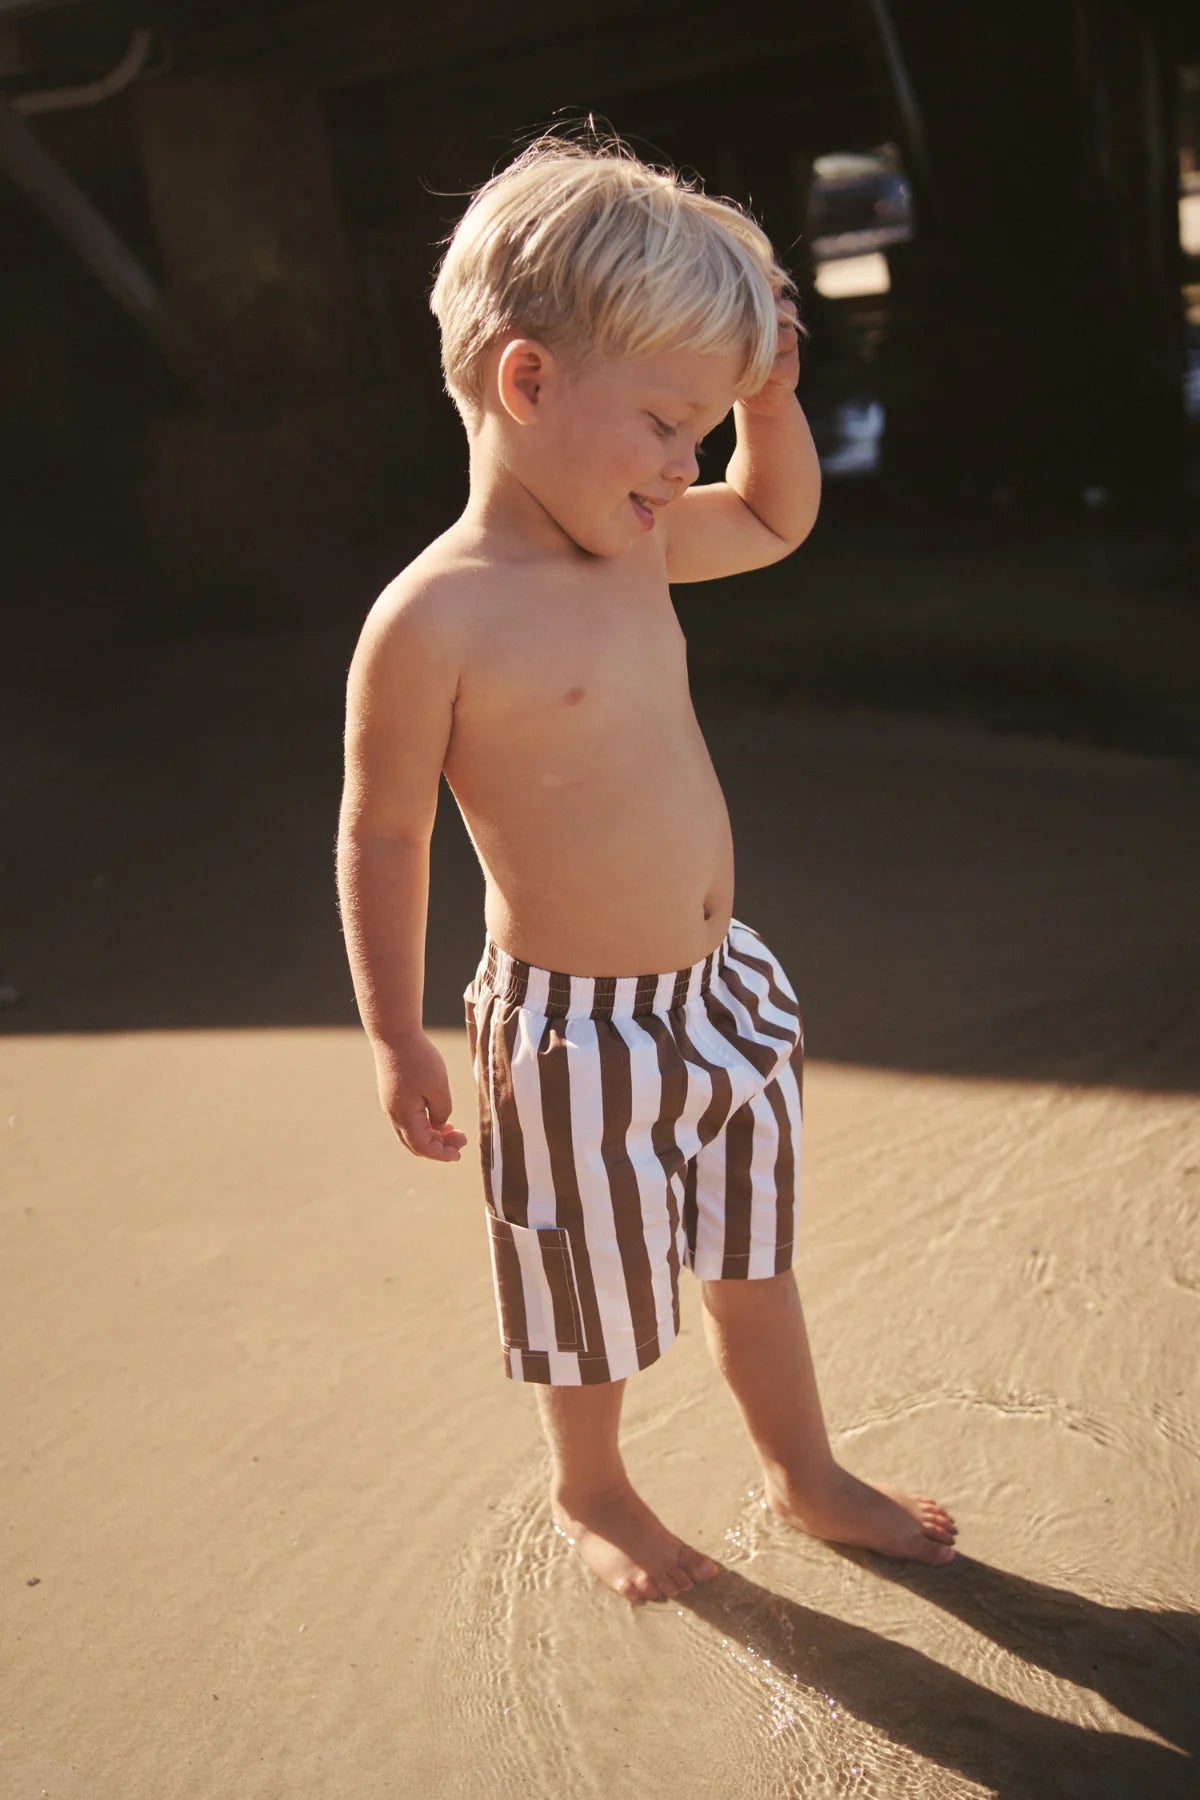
[700,1268,797,1319]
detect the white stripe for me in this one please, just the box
[569,973,594,1015]
[524,964,550,1012]
[546,1347,583,1384]
[690,1113,730,1275]
[744,1085,782,1278]
[775,1051,804,1179]
[685,975,788,1276]
[692,974,765,1107]
[666,1010,720,1165]
[567,1017,639,1362]
[608,1013,676,1353]
[724,941,799,1038]
[509,1215,557,1346]
[614,975,638,1014]
[508,1010,558,1231]
[684,996,756,1260]
[653,970,677,1010]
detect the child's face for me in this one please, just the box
[527,342,744,558]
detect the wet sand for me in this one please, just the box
[2,627,1197,1798]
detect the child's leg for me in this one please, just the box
[700,1270,957,1565]
[537,1379,719,1603]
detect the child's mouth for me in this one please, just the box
[630,493,656,529]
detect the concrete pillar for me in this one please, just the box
[875,0,1185,513]
[130,69,411,619]
[133,70,364,406]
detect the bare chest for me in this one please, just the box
[449,585,694,781]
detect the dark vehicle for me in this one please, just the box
[808,149,913,255]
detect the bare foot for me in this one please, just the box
[551,1481,721,1604]
[766,1465,958,1566]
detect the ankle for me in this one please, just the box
[762,1455,844,1506]
[550,1472,634,1515]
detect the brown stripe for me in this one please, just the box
[667,1006,734,1154]
[670,965,691,1010]
[720,1093,757,1275]
[764,1074,798,1272]
[536,1016,610,1379]
[730,941,802,1026]
[487,1211,530,1351]
[704,981,779,1080]
[539,1230,585,1351]
[682,1156,699,1267]
[634,972,660,1014]
[596,1019,661,1368]
[591,974,618,1016]
[472,990,498,1211]
[634,1013,690,1333]
[579,1356,621,1386]
[665,1006,735,1269]
[720,955,799,1050]
[519,1349,552,1383]
[494,1004,530,1228]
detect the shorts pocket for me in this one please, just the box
[486,1212,585,1354]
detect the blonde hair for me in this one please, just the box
[429,130,802,415]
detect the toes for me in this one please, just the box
[680,1548,719,1582]
[918,1501,957,1540]
[617,1575,659,1605]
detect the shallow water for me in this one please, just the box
[3,683,1197,1799]
[432,1069,1198,1798]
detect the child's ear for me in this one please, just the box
[496,338,551,424]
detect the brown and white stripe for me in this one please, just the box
[463,917,804,1386]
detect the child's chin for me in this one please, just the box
[565,518,627,559]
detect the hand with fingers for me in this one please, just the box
[738,289,803,419]
[374,1031,469,1162]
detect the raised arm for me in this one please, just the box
[664,297,822,585]
[336,579,468,1161]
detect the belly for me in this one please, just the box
[447,710,735,975]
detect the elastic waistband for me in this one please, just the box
[474,924,737,1021]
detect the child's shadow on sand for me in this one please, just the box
[681,1553,1196,1798]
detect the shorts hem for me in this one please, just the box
[691,1244,796,1280]
[501,1330,677,1386]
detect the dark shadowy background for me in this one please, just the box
[2,0,1199,1057]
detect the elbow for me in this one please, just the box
[781,492,821,557]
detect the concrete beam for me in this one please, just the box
[0,93,199,388]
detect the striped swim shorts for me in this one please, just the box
[462,917,804,1386]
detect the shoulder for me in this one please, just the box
[353,538,497,675]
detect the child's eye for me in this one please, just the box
[651,414,706,457]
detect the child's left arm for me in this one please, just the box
[664,297,821,584]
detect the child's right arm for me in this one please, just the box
[336,584,468,1164]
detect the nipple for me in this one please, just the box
[563,685,586,705]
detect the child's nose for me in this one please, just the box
[664,446,700,487]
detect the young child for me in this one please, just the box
[336,133,957,1604]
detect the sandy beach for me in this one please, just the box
[3,625,1197,1798]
